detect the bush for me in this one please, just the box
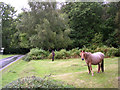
[81,48,94,53]
[106,47,118,57]
[54,49,68,59]
[69,48,80,58]
[95,46,119,57]
[23,48,49,61]
[23,46,119,61]
[48,53,52,59]
[115,47,120,57]
[51,48,82,59]
[54,48,81,59]
[4,76,70,88]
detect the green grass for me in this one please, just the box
[0,55,15,59]
[1,57,119,88]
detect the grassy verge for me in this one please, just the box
[1,57,119,88]
[0,55,15,59]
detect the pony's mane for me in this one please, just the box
[84,52,92,59]
[85,52,92,55]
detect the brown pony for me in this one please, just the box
[80,50,104,76]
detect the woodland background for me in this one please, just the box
[0,1,120,54]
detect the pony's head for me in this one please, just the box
[80,50,85,61]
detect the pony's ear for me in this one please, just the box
[81,50,84,52]
[81,50,85,52]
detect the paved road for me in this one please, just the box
[0,55,24,71]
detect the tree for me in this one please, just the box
[115,5,120,47]
[62,2,120,48]
[0,2,17,49]
[104,2,120,47]
[62,2,104,48]
[90,33,103,49]
[17,1,72,50]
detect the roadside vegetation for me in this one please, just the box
[0,55,15,59]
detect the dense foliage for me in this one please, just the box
[0,3,16,49]
[51,46,119,59]
[16,2,72,51]
[23,46,119,61]
[23,48,49,61]
[0,2,29,54]
[62,2,120,48]
[4,76,70,88]
[1,1,120,54]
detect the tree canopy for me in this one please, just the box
[0,2,17,49]
[1,1,120,54]
[62,2,120,48]
[16,2,72,50]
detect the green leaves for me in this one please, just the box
[62,2,120,48]
[17,2,72,50]
[1,2,18,49]
[1,2,120,54]
[63,2,104,48]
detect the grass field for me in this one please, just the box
[1,57,119,88]
[0,55,15,59]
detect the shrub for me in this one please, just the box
[54,49,68,59]
[69,48,80,58]
[23,46,119,61]
[95,46,109,54]
[4,76,70,88]
[66,50,71,58]
[81,48,94,53]
[115,47,120,57]
[23,48,49,61]
[54,49,81,59]
[48,53,52,59]
[106,47,118,57]
[95,46,119,57]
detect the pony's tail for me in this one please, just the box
[101,59,104,72]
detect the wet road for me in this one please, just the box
[0,55,24,70]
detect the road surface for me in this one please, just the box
[0,55,24,71]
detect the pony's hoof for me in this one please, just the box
[92,74,94,76]
[88,72,90,74]
[97,72,100,73]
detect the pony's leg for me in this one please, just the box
[87,65,91,74]
[101,59,104,72]
[89,63,94,76]
[97,64,100,73]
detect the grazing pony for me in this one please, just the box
[80,50,104,76]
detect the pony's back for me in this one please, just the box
[93,52,104,58]
[91,52,104,65]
